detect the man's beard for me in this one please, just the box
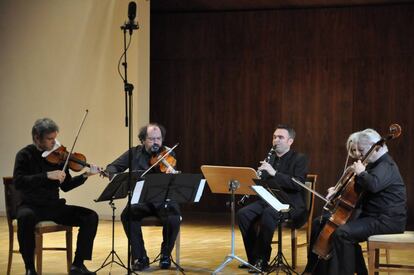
[151,144,160,153]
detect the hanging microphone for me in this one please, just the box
[128,1,136,21]
[121,1,139,34]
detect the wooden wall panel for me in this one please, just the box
[150,4,414,228]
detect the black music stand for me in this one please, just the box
[200,165,261,274]
[134,173,205,272]
[251,182,298,275]
[94,171,143,273]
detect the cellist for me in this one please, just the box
[304,128,407,275]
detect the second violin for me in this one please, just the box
[146,143,180,176]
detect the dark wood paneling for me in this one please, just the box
[150,4,414,228]
[151,0,414,12]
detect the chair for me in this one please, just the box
[3,177,73,275]
[271,174,317,269]
[141,216,181,265]
[367,231,414,275]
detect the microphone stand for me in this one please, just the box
[120,19,138,275]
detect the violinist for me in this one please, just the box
[105,123,179,271]
[304,129,407,275]
[13,118,100,275]
[237,125,309,272]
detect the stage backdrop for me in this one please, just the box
[0,0,150,219]
[150,4,414,229]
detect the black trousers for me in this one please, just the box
[305,212,405,275]
[121,202,181,260]
[16,203,98,269]
[237,200,290,264]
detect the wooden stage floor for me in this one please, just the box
[0,214,411,274]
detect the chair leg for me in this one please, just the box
[7,228,14,275]
[35,233,43,275]
[66,228,73,273]
[291,228,297,269]
[374,248,380,275]
[175,229,181,266]
[367,243,375,275]
[385,249,390,275]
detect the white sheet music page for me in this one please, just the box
[251,185,289,212]
[131,180,144,204]
[194,179,206,202]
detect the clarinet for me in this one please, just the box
[256,146,276,178]
[238,146,276,205]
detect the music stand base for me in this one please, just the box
[93,201,134,274]
[213,180,262,274]
[267,252,298,274]
[95,250,128,272]
[266,215,298,275]
[213,254,262,274]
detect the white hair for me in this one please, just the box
[357,128,388,158]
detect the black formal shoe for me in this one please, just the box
[159,254,171,269]
[26,268,38,275]
[132,256,150,271]
[248,259,267,273]
[69,264,96,275]
[238,263,250,269]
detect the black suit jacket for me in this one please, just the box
[262,149,309,228]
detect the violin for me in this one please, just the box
[312,124,402,259]
[150,146,178,174]
[45,145,108,176]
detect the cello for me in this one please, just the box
[312,124,402,259]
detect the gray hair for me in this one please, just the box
[31,118,59,141]
[357,128,388,156]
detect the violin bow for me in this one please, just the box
[291,177,330,204]
[62,110,89,171]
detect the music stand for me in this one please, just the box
[94,171,143,273]
[133,173,205,272]
[250,183,298,275]
[200,165,260,274]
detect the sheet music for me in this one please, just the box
[251,185,289,212]
[194,179,206,202]
[131,180,144,204]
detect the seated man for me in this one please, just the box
[105,123,180,271]
[237,124,308,272]
[304,128,407,275]
[13,118,100,275]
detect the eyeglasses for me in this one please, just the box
[146,137,162,142]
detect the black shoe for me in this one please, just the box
[132,256,150,271]
[159,254,171,269]
[26,268,38,275]
[69,264,96,275]
[248,259,267,273]
[238,263,250,269]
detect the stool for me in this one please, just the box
[368,231,414,275]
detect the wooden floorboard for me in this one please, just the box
[0,214,412,274]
